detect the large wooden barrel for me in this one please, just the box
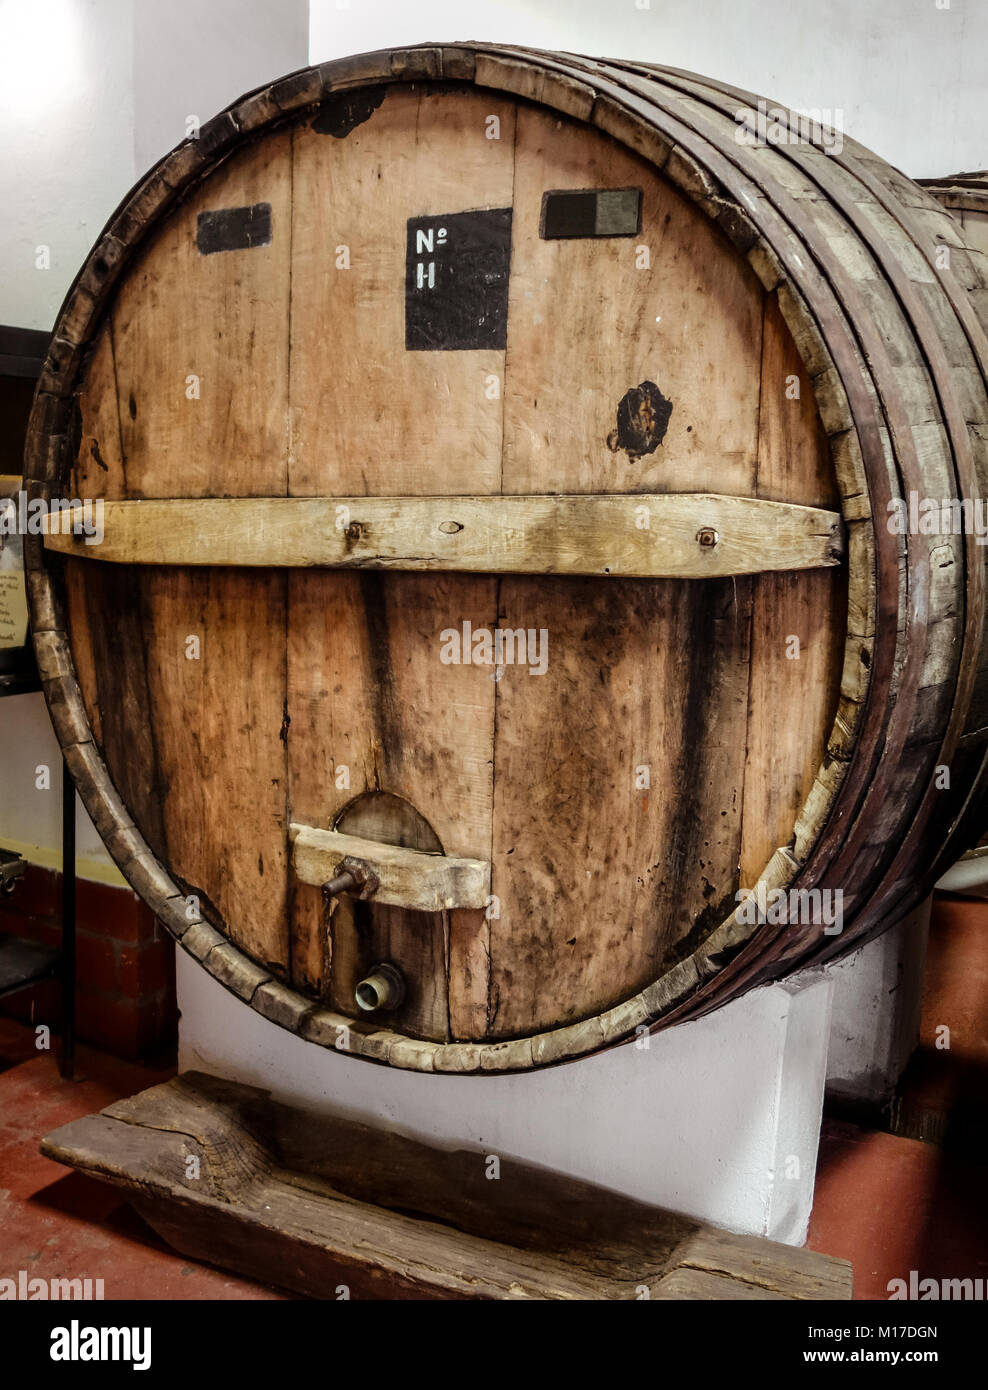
[25,44,988,1072]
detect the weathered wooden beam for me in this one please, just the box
[289,823,491,911]
[42,493,844,577]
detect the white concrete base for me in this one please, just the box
[177,952,835,1246]
[825,898,931,1109]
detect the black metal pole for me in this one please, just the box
[59,755,75,1080]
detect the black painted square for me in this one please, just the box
[405,208,513,351]
[196,203,273,256]
[540,188,642,239]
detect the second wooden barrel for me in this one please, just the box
[921,171,988,259]
[25,44,988,1071]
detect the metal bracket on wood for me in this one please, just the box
[321,855,380,904]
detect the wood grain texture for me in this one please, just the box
[584,54,982,1013]
[502,102,765,495]
[739,294,846,884]
[43,493,844,575]
[68,321,125,501]
[108,130,292,500]
[40,1071,854,1300]
[62,560,165,854]
[62,320,128,749]
[487,573,753,1037]
[284,85,510,1029]
[482,98,773,1034]
[139,569,290,971]
[285,570,496,1035]
[68,128,295,973]
[288,85,516,497]
[64,542,291,976]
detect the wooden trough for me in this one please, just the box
[40,1071,853,1300]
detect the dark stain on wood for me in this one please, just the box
[358,573,401,789]
[279,696,290,746]
[69,561,167,857]
[659,887,743,971]
[658,581,744,936]
[311,88,385,139]
[67,395,83,467]
[607,380,673,460]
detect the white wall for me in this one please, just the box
[310,0,987,177]
[0,0,312,334]
[0,693,111,879]
[827,899,931,1107]
[0,0,136,333]
[132,0,310,174]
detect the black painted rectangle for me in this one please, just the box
[196,203,273,255]
[540,188,642,239]
[405,208,512,351]
[541,190,597,238]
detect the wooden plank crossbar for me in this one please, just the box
[42,493,844,578]
[289,824,491,912]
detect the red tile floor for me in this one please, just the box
[0,1024,284,1299]
[0,893,984,1300]
[807,893,987,1300]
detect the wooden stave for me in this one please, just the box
[594,59,988,1017]
[20,43,988,1071]
[465,47,910,1027]
[894,173,988,880]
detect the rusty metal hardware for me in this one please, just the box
[321,855,379,903]
[696,526,720,548]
